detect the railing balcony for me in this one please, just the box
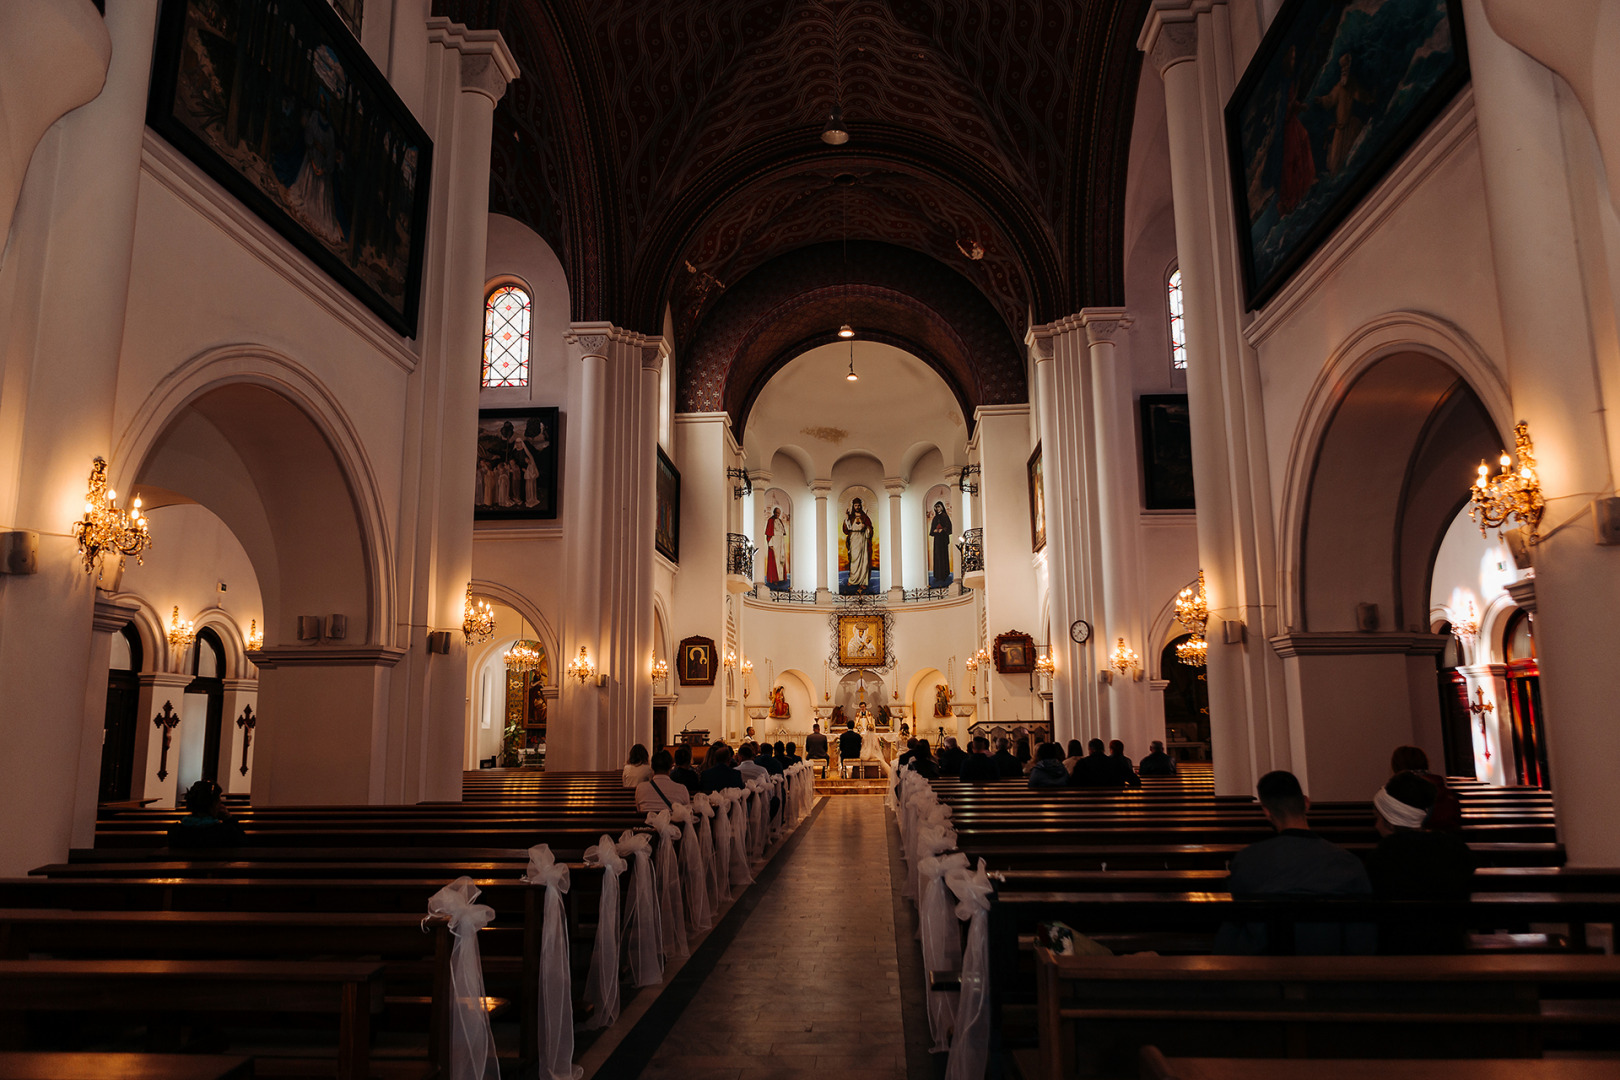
[958,528,984,575]
[726,533,755,580]
[901,585,967,603]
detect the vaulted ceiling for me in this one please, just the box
[447,0,1151,418]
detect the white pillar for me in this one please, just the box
[885,478,906,600]
[975,405,1041,728]
[1464,0,1620,865]
[1140,2,1290,796]
[811,480,832,598]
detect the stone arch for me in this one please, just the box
[190,609,251,682]
[470,580,559,672]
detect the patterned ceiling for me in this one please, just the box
[455,0,1150,414]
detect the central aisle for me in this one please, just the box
[632,796,910,1080]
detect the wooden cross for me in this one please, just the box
[1467,686,1495,762]
[236,704,256,776]
[152,701,180,781]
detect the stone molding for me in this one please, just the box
[425,18,519,105]
[1268,631,1450,658]
[248,646,409,668]
[1080,307,1135,346]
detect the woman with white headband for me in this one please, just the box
[1367,771,1476,954]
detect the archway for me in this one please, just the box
[118,357,393,806]
[1159,634,1209,765]
[1280,342,1511,798]
[97,624,143,802]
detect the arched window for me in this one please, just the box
[1167,267,1187,370]
[482,283,532,388]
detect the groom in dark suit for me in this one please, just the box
[838,719,863,777]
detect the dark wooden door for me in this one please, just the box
[1437,669,1475,778]
[98,672,141,801]
[653,706,668,752]
[188,678,226,783]
[1504,659,1549,788]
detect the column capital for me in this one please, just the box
[1137,2,1216,75]
[92,595,140,634]
[883,478,907,497]
[425,19,520,105]
[565,323,667,364]
[809,479,834,496]
[1079,307,1135,346]
[749,469,773,486]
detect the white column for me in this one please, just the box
[1083,310,1155,757]
[1463,0,1620,865]
[219,680,259,796]
[557,333,609,770]
[811,480,833,598]
[885,478,906,599]
[1140,2,1290,796]
[975,405,1041,728]
[0,0,158,875]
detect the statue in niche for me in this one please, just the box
[843,497,875,594]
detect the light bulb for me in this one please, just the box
[847,370,858,381]
[107,490,116,502]
[1500,453,1511,468]
[838,323,854,338]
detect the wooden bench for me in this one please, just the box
[1032,949,1620,1078]
[0,1052,253,1079]
[0,959,385,1080]
[1134,1046,1620,1080]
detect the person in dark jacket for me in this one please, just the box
[805,723,830,764]
[167,780,245,849]
[1107,739,1143,788]
[1137,740,1177,777]
[782,741,802,767]
[1367,771,1475,954]
[1027,742,1070,788]
[669,744,702,795]
[838,721,862,775]
[906,739,941,779]
[700,742,745,793]
[959,736,1000,783]
[991,737,1022,777]
[1068,739,1123,787]
[937,736,967,776]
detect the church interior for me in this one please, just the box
[3,0,1620,1076]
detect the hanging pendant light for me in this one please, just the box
[846,340,858,382]
[821,102,850,145]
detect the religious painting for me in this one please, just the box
[837,486,880,595]
[837,613,887,669]
[761,488,792,591]
[503,644,549,750]
[147,0,433,336]
[923,484,955,587]
[677,635,715,686]
[994,630,1037,675]
[656,446,681,564]
[769,685,790,719]
[1226,0,1469,308]
[933,683,952,719]
[1140,395,1196,510]
[475,407,559,520]
[1028,445,1046,553]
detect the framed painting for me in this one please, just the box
[837,613,887,669]
[1027,444,1046,553]
[656,446,681,563]
[837,486,880,595]
[147,0,433,336]
[1226,0,1469,309]
[475,408,558,520]
[677,635,715,686]
[1140,394,1196,510]
[994,630,1036,675]
[761,487,792,590]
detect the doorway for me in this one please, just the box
[187,628,226,784]
[1160,634,1209,763]
[1502,609,1549,788]
[98,624,143,802]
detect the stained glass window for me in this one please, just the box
[1167,268,1187,371]
[482,284,531,387]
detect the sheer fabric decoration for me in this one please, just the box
[482,284,532,387]
[1167,267,1187,371]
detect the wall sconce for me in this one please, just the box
[167,606,195,650]
[1174,569,1208,634]
[71,457,151,574]
[652,656,669,689]
[1109,638,1142,682]
[567,645,597,685]
[1034,651,1056,683]
[1451,600,1479,651]
[740,656,754,697]
[246,619,264,651]
[1470,420,1545,544]
[724,648,738,670]
[462,586,495,644]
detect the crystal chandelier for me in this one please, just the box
[1109,638,1140,677]
[504,638,541,674]
[71,457,151,574]
[651,656,669,687]
[1451,600,1480,650]
[1470,420,1544,543]
[1173,568,1209,669]
[1176,634,1208,668]
[567,645,596,684]
[461,586,495,644]
[246,619,264,651]
[168,606,195,650]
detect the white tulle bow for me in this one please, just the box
[425,877,501,1080]
[943,858,993,1080]
[616,830,663,986]
[582,834,627,1029]
[520,846,581,1080]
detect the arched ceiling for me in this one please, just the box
[450,0,1150,416]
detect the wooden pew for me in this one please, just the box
[0,959,386,1080]
[1136,1046,1620,1080]
[1032,949,1620,1078]
[0,1053,253,1079]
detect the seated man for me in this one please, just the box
[959,736,1000,783]
[1367,771,1476,954]
[838,720,863,776]
[700,742,745,793]
[805,723,830,766]
[990,737,1022,777]
[1068,739,1122,787]
[737,741,769,785]
[1137,739,1177,777]
[937,736,966,776]
[167,780,245,849]
[782,741,802,767]
[637,748,692,813]
[1107,739,1142,788]
[1215,770,1373,955]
